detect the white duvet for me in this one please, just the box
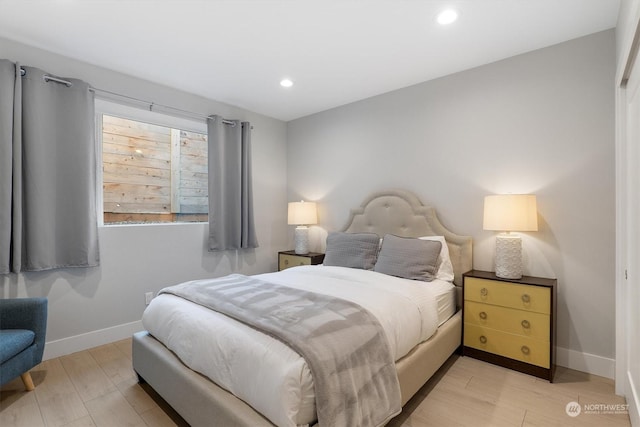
[142,265,450,427]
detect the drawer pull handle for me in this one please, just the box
[480,287,488,297]
[479,311,487,320]
[521,294,531,303]
[521,345,530,355]
[479,335,487,344]
[521,320,531,329]
[284,259,289,266]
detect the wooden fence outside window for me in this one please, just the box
[102,115,208,224]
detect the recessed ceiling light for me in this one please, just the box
[437,9,458,25]
[280,78,293,88]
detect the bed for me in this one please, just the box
[132,189,472,426]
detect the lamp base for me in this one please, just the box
[495,234,523,279]
[294,226,310,254]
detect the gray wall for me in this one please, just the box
[287,30,616,366]
[0,37,289,352]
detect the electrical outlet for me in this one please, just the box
[145,292,154,305]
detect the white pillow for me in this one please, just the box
[419,236,454,282]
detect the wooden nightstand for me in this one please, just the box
[278,251,325,271]
[462,270,557,381]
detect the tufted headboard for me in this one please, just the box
[340,190,472,297]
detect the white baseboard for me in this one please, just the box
[43,320,144,360]
[556,346,615,379]
[627,372,640,427]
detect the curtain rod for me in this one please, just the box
[18,66,239,126]
[90,86,240,125]
[19,67,73,87]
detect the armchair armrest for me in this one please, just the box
[0,298,48,364]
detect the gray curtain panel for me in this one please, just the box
[0,59,19,274]
[207,116,258,250]
[0,60,99,273]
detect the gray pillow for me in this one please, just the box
[374,234,442,282]
[323,232,380,270]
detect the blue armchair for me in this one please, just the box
[0,298,47,391]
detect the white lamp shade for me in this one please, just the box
[288,201,317,225]
[483,194,538,232]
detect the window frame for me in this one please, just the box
[95,99,208,226]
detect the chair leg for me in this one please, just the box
[20,372,35,391]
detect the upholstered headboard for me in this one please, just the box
[341,189,472,293]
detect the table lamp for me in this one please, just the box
[483,194,538,279]
[288,201,318,254]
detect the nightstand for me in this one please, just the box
[278,250,325,271]
[462,270,557,381]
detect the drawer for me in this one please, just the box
[464,301,550,341]
[465,277,550,314]
[279,254,311,270]
[464,323,550,368]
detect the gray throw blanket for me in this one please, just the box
[160,274,401,427]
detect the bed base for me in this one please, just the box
[396,310,461,405]
[133,330,274,426]
[132,311,462,427]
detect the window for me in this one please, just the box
[96,100,208,225]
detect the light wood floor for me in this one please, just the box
[0,338,632,427]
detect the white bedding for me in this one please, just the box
[432,279,456,326]
[142,265,453,427]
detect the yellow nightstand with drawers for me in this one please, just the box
[278,251,325,271]
[462,270,557,381]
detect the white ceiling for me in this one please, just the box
[0,0,620,121]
